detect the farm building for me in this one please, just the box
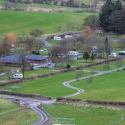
[0,54,48,66]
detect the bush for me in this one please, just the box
[66,64,71,69]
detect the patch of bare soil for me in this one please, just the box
[30,74,42,77]
[0,80,10,83]
[24,7,65,12]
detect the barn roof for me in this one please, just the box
[0,54,47,64]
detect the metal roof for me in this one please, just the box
[0,54,47,64]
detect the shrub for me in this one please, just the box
[66,64,71,69]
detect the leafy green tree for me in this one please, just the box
[83,51,90,62]
[84,15,99,30]
[30,29,44,38]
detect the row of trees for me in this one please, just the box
[4,0,98,9]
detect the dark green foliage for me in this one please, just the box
[66,64,71,69]
[83,51,90,62]
[99,0,124,34]
[99,0,114,32]
[84,15,99,29]
[104,37,110,58]
[30,29,44,38]
[109,10,125,34]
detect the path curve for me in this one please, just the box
[37,37,52,48]
[63,67,124,98]
[31,106,50,125]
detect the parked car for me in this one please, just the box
[109,53,117,57]
[64,35,72,38]
[10,74,23,79]
[119,51,125,55]
[54,36,62,41]
[77,55,83,60]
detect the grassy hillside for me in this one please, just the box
[0,10,93,35]
[71,70,125,101]
[0,98,40,125]
[44,104,125,125]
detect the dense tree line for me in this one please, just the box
[6,0,94,8]
[99,0,125,34]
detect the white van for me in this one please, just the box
[54,36,62,41]
[10,74,23,79]
[68,51,79,56]
[109,53,117,57]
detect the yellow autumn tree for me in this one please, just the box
[81,26,92,37]
[6,32,17,46]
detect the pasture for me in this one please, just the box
[0,98,39,125]
[71,70,125,101]
[0,71,90,98]
[0,67,125,102]
[44,104,125,125]
[0,10,93,35]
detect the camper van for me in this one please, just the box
[119,51,125,55]
[54,36,62,41]
[10,74,23,79]
[68,51,79,56]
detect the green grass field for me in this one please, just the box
[0,98,40,125]
[44,104,125,125]
[1,67,125,101]
[0,71,90,98]
[71,70,125,101]
[0,10,93,35]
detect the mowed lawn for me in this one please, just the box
[0,71,90,98]
[0,98,40,125]
[71,70,125,101]
[0,10,92,35]
[44,104,125,125]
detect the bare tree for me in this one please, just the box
[74,19,82,30]
[84,15,99,30]
[103,59,110,72]
[119,35,125,50]
[87,66,95,87]
[25,37,35,52]
[76,68,84,81]
[33,39,44,53]
[3,0,12,10]
[115,57,123,71]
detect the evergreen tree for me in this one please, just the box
[104,37,110,58]
[114,0,122,10]
[83,51,90,62]
[109,10,125,34]
[99,0,124,33]
[99,0,114,32]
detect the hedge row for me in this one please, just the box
[0,57,123,87]
[56,97,81,102]
[0,91,51,100]
[86,100,125,106]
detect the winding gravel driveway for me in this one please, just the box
[63,67,124,98]
[31,106,50,125]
